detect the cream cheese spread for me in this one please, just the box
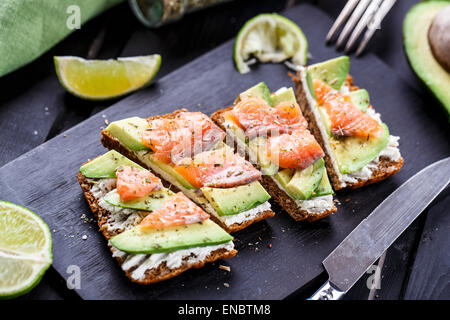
[88,178,234,276]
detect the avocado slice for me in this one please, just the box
[105,117,150,151]
[248,136,279,175]
[318,106,332,136]
[201,181,271,216]
[110,219,233,254]
[306,56,350,91]
[312,170,334,197]
[347,89,370,112]
[238,82,272,104]
[330,123,390,174]
[270,87,297,105]
[273,168,294,187]
[80,150,143,178]
[146,154,195,189]
[284,158,325,200]
[103,189,174,211]
[404,1,450,119]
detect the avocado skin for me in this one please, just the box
[403,1,450,120]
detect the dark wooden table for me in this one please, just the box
[2,0,448,300]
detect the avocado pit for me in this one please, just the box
[428,5,450,73]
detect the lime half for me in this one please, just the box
[54,54,161,100]
[234,13,308,74]
[0,201,52,299]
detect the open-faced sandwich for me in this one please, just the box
[211,83,337,222]
[100,110,275,233]
[292,56,404,190]
[77,150,236,284]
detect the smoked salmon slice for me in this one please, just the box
[142,112,225,164]
[140,192,210,229]
[266,129,325,170]
[313,79,383,138]
[174,148,261,188]
[116,165,162,202]
[229,97,308,137]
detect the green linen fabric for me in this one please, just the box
[0,0,125,77]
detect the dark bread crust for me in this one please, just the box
[77,172,237,285]
[292,73,404,191]
[100,109,275,233]
[211,109,337,222]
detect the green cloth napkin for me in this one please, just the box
[0,0,125,78]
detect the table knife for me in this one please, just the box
[310,157,450,300]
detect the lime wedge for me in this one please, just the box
[234,13,308,74]
[0,201,52,299]
[54,54,161,100]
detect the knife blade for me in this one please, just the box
[310,157,450,300]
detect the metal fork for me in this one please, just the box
[326,0,397,56]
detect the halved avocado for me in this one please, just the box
[201,181,271,216]
[103,189,174,211]
[404,1,450,119]
[80,150,143,178]
[110,219,233,254]
[330,123,390,174]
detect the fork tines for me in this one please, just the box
[326,0,397,56]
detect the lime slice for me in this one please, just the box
[234,13,308,74]
[0,201,52,299]
[54,54,161,100]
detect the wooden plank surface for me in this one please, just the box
[0,6,449,299]
[404,189,450,300]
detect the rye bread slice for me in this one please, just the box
[292,73,404,191]
[77,171,236,285]
[211,108,337,222]
[100,109,275,233]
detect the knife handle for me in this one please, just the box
[309,280,345,300]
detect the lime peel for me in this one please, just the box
[54,54,161,100]
[234,13,308,74]
[0,201,52,299]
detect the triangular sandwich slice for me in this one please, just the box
[292,56,404,190]
[77,150,236,284]
[211,83,337,222]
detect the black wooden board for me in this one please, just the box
[0,4,448,300]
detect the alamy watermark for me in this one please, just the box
[66,265,81,290]
[366,264,382,290]
[66,5,81,30]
